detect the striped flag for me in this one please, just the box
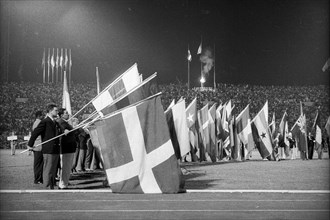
[100,73,159,117]
[291,114,308,152]
[279,111,290,157]
[185,97,199,161]
[171,100,190,158]
[312,110,322,151]
[325,116,330,137]
[269,112,276,137]
[208,103,217,162]
[165,99,190,159]
[251,102,273,159]
[236,104,254,158]
[92,63,141,116]
[197,104,210,161]
[62,71,72,115]
[88,95,184,193]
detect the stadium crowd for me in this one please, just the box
[0,81,329,149]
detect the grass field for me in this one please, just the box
[1,149,329,220]
[0,149,329,190]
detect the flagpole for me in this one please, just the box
[56,48,59,84]
[187,44,190,90]
[200,36,203,88]
[213,43,216,90]
[69,63,139,120]
[42,48,45,84]
[47,48,50,84]
[96,66,100,94]
[69,48,72,88]
[52,48,55,83]
[60,48,63,83]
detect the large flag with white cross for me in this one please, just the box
[89,95,184,193]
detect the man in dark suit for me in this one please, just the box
[28,103,60,189]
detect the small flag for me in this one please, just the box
[322,58,330,72]
[187,49,192,62]
[41,48,45,69]
[88,95,184,193]
[197,42,202,55]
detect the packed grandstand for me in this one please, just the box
[0,81,329,149]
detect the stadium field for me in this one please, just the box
[1,149,329,219]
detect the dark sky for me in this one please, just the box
[1,0,329,86]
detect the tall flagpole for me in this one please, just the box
[187,44,190,90]
[42,48,45,83]
[56,48,59,83]
[69,48,72,87]
[213,43,216,90]
[47,48,50,83]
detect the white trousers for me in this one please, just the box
[59,153,74,188]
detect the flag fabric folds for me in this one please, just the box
[92,63,141,116]
[236,104,253,158]
[165,99,190,159]
[208,104,217,162]
[197,42,202,55]
[325,116,330,137]
[269,112,276,137]
[313,110,322,152]
[187,49,192,62]
[171,100,190,158]
[197,104,209,161]
[322,58,330,72]
[251,102,273,159]
[89,95,184,193]
[185,98,199,161]
[279,111,290,157]
[291,114,308,152]
[62,71,72,115]
[101,73,159,116]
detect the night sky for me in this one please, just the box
[1,0,329,86]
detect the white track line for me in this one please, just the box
[2,209,329,213]
[0,189,329,193]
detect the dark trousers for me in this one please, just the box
[85,144,94,169]
[33,151,43,183]
[71,147,80,170]
[43,154,59,189]
[308,145,314,159]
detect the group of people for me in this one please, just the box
[28,103,102,190]
[272,131,329,161]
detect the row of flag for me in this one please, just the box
[187,42,202,62]
[62,63,329,193]
[41,48,72,84]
